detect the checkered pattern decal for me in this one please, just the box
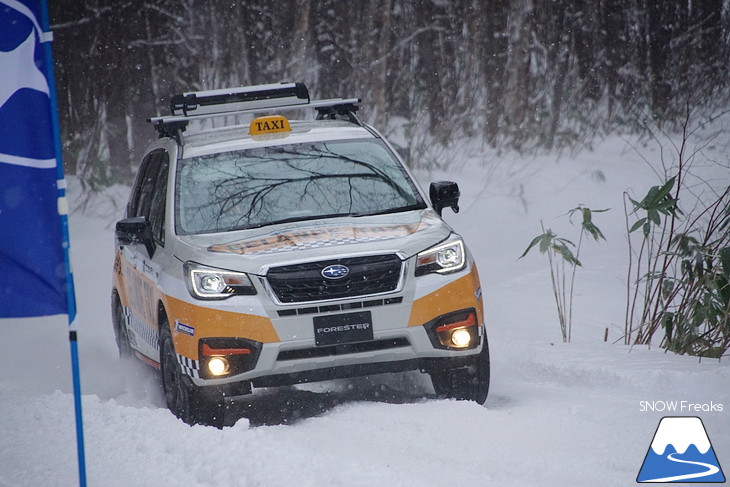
[122,306,131,322]
[209,221,431,255]
[177,354,200,379]
[123,305,159,351]
[249,234,399,255]
[121,306,135,347]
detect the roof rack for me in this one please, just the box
[149,82,361,141]
[171,82,309,116]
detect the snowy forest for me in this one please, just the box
[49,0,729,187]
[4,3,730,484]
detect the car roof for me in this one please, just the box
[178,119,376,159]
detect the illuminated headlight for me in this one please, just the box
[415,238,466,276]
[207,357,229,376]
[184,262,257,300]
[200,274,225,293]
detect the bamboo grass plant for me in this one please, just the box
[520,206,607,342]
[623,106,730,357]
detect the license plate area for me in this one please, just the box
[313,311,373,346]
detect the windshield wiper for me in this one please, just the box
[236,212,362,231]
[225,203,426,232]
[352,203,427,218]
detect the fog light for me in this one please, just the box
[451,328,472,347]
[434,311,477,348]
[207,357,229,376]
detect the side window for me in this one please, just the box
[127,152,156,218]
[136,153,163,219]
[148,154,169,246]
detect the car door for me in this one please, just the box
[120,149,170,359]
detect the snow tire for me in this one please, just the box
[159,316,225,428]
[430,332,490,404]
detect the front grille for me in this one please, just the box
[276,297,403,317]
[267,254,402,303]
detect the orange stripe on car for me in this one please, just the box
[407,265,484,327]
[166,296,280,358]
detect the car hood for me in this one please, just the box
[173,209,452,275]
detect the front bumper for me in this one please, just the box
[191,330,487,400]
[192,316,485,389]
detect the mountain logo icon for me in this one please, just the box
[637,416,726,483]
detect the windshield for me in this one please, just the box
[175,138,425,235]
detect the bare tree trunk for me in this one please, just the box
[292,0,312,83]
[600,0,628,118]
[572,0,600,101]
[374,0,393,127]
[647,0,672,116]
[480,1,508,146]
[504,0,533,143]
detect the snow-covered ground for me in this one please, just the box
[1,127,728,486]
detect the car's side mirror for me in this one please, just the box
[429,181,460,216]
[116,216,156,257]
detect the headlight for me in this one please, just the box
[184,262,257,300]
[415,237,466,276]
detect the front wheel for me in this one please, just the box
[430,332,490,404]
[159,317,225,427]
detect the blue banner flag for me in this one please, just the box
[1,3,86,485]
[0,0,74,318]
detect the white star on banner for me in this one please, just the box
[0,30,50,110]
[0,1,55,169]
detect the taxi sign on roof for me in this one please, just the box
[249,115,291,136]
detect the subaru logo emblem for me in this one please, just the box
[321,264,349,279]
